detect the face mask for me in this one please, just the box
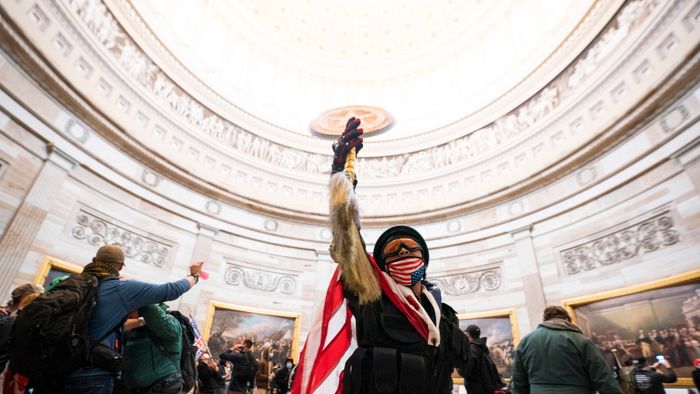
[286,362,293,369]
[387,257,425,286]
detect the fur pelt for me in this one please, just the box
[329,173,381,304]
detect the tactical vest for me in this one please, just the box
[342,292,467,394]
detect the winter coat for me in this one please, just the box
[511,318,622,394]
[123,305,183,389]
[458,337,503,394]
[255,358,270,389]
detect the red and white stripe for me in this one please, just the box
[292,254,440,394]
[386,257,424,286]
[292,267,356,394]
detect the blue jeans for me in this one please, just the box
[47,374,116,394]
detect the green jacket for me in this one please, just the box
[123,305,183,388]
[511,319,622,394]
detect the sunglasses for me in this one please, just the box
[382,237,423,261]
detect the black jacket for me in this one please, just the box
[458,337,503,394]
[197,362,223,393]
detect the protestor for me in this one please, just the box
[1,284,43,394]
[458,324,506,394]
[254,347,271,394]
[631,356,677,394]
[270,358,293,394]
[511,305,622,394]
[8,244,204,394]
[219,339,256,394]
[292,117,469,394]
[122,303,186,394]
[0,284,43,375]
[197,353,224,394]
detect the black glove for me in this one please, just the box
[331,117,363,174]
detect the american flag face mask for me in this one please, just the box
[387,257,426,286]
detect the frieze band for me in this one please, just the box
[64,0,656,178]
[71,207,174,268]
[561,211,680,275]
[431,267,502,296]
[224,263,298,295]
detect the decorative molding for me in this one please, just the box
[205,200,221,215]
[65,0,658,178]
[660,104,690,132]
[310,106,393,137]
[64,118,90,143]
[140,168,161,187]
[264,219,278,232]
[223,262,298,295]
[431,266,502,296]
[561,211,680,275]
[70,206,175,268]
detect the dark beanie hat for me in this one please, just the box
[373,225,429,269]
[465,325,481,338]
[94,244,125,265]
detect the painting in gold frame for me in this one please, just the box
[562,269,700,388]
[204,301,301,367]
[453,309,520,386]
[33,256,81,288]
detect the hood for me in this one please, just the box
[471,337,489,354]
[539,318,582,333]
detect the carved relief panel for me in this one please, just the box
[224,261,299,295]
[431,265,502,296]
[559,210,680,275]
[70,205,176,268]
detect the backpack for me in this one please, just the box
[240,350,258,383]
[8,274,100,385]
[151,311,199,392]
[0,314,15,374]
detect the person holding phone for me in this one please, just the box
[631,355,677,394]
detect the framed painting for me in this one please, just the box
[453,309,520,386]
[562,269,700,388]
[204,301,301,368]
[33,256,81,288]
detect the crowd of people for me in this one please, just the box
[0,245,297,394]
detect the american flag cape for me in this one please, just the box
[189,314,208,360]
[291,254,438,394]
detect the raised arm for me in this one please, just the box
[328,117,381,304]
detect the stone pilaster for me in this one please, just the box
[178,224,217,316]
[510,225,547,333]
[0,147,76,300]
[312,249,337,313]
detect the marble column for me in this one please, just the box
[0,146,76,300]
[510,225,547,333]
[178,224,217,316]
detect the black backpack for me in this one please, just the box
[9,274,100,384]
[240,350,258,383]
[151,311,199,392]
[0,314,15,374]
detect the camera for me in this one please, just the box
[655,355,665,363]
